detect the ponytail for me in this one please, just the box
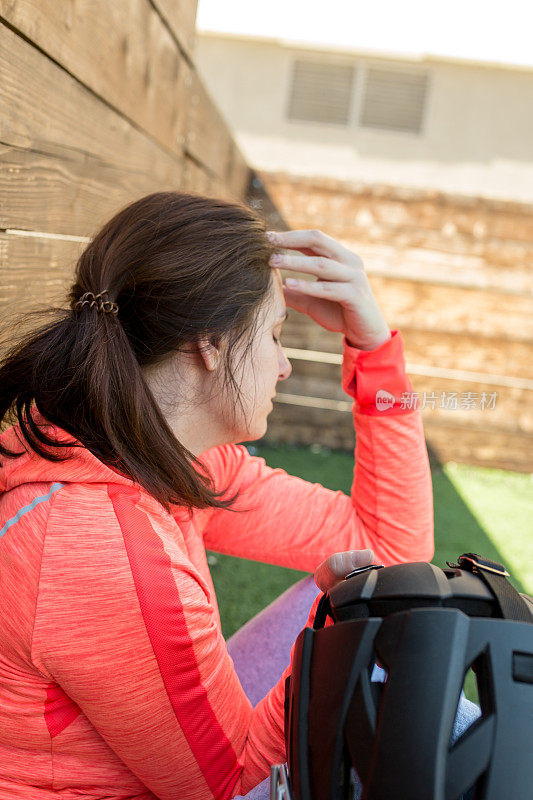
[0,191,274,514]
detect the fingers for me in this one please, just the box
[269,227,390,354]
[270,253,356,282]
[283,280,355,303]
[267,228,359,266]
[314,549,374,593]
[281,285,313,315]
[282,286,345,332]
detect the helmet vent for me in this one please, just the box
[463,664,480,707]
[449,648,490,752]
[513,650,533,684]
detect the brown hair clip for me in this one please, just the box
[74,289,119,315]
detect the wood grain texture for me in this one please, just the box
[281,318,533,381]
[152,0,199,60]
[1,2,245,184]
[0,23,185,179]
[184,69,233,178]
[260,170,533,248]
[0,232,81,309]
[279,272,533,341]
[1,0,191,158]
[0,20,250,234]
[0,143,184,237]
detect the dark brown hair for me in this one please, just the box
[0,191,278,514]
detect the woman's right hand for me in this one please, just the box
[314,548,374,592]
[267,228,391,351]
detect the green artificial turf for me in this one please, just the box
[208,442,532,705]
[436,461,533,593]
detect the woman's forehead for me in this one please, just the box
[271,268,286,311]
[272,266,283,291]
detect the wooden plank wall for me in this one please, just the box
[248,173,533,472]
[0,0,251,322]
[1,4,530,473]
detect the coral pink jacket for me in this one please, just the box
[0,330,433,799]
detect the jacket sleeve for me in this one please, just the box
[31,482,314,798]
[196,330,434,570]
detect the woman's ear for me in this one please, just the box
[196,334,220,372]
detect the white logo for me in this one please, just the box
[375,389,395,411]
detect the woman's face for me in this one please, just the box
[222,268,292,443]
[143,270,292,456]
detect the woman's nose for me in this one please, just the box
[278,351,292,381]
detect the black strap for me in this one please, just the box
[313,564,384,630]
[449,552,532,623]
[312,593,333,630]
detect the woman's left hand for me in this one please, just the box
[267,228,391,351]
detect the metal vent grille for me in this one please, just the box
[287,60,355,125]
[360,67,428,133]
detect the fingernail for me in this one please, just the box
[285,278,299,287]
[266,231,278,242]
[270,254,282,264]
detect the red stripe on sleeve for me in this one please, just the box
[107,484,242,799]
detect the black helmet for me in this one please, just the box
[276,553,533,800]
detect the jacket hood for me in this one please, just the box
[0,405,136,493]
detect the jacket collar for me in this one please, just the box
[0,404,135,493]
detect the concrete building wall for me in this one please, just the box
[195,31,533,203]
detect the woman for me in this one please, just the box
[0,191,435,799]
